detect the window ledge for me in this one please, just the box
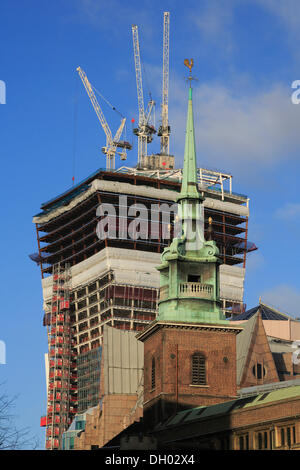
[189,384,209,388]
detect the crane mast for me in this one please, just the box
[77,66,129,170]
[132,24,145,128]
[132,24,156,166]
[158,11,170,155]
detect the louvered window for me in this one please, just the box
[191,353,206,385]
[151,358,156,389]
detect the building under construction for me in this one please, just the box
[33,163,255,449]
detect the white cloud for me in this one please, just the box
[255,0,300,33]
[260,284,300,318]
[188,0,300,65]
[275,203,300,220]
[73,0,300,179]
[168,79,300,176]
[190,0,235,54]
[74,0,156,40]
[192,0,300,40]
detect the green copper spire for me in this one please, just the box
[155,62,227,325]
[177,86,203,203]
[176,82,205,258]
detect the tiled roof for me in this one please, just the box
[231,303,292,321]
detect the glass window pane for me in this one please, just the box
[281,428,285,446]
[264,431,268,449]
[287,427,291,447]
[258,433,262,450]
[293,426,296,444]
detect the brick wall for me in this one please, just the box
[239,313,279,388]
[142,324,238,424]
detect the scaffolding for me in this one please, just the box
[77,347,102,413]
[115,166,236,200]
[44,263,77,450]
[70,272,158,413]
[34,168,252,279]
[73,272,158,355]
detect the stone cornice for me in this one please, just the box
[136,319,243,342]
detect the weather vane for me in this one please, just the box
[184,58,196,86]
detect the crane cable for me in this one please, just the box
[92,85,124,118]
[92,84,129,145]
[139,46,153,102]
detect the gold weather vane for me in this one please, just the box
[184,58,194,75]
[184,58,197,86]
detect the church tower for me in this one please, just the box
[137,65,243,427]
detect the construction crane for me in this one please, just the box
[77,66,131,170]
[132,24,156,166]
[158,12,170,155]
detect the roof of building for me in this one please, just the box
[154,384,300,433]
[231,302,293,321]
[236,312,258,385]
[34,164,248,219]
[102,380,300,448]
[238,378,300,397]
[34,167,107,217]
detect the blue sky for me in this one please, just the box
[0,0,300,448]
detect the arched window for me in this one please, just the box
[151,357,156,389]
[191,353,206,385]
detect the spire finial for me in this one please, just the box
[184,58,196,90]
[184,58,194,84]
